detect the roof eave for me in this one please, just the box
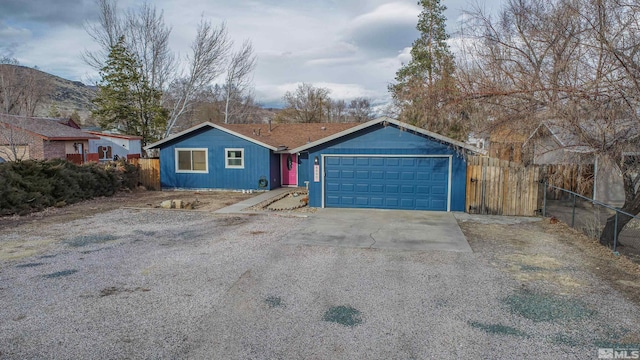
[287,117,487,155]
[144,122,278,151]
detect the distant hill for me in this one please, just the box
[0,64,96,125]
[36,68,96,124]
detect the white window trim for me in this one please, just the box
[175,148,208,173]
[225,148,245,169]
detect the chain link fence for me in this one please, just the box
[541,183,640,258]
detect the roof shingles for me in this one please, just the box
[218,122,359,149]
[0,114,98,140]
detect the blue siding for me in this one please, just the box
[302,124,467,211]
[269,153,281,190]
[297,152,310,185]
[158,127,273,190]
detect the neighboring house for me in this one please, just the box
[145,117,485,211]
[523,121,625,206]
[85,131,142,162]
[0,114,99,162]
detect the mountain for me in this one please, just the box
[37,68,97,123]
[0,64,96,125]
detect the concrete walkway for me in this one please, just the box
[286,208,473,252]
[214,187,291,214]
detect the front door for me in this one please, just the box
[281,153,297,186]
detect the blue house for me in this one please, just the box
[145,117,485,212]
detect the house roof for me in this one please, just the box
[86,131,143,141]
[145,121,360,151]
[144,117,487,155]
[522,119,640,153]
[0,114,99,141]
[287,117,487,154]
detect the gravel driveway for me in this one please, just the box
[1,208,639,359]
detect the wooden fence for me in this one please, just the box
[466,156,542,216]
[128,158,160,190]
[466,156,595,216]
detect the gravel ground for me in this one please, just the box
[1,208,639,359]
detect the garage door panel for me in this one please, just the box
[371,158,385,166]
[401,185,414,193]
[432,186,446,195]
[386,184,399,193]
[356,184,369,192]
[386,171,400,180]
[371,171,384,179]
[324,156,449,211]
[356,171,369,179]
[401,172,415,180]
[400,198,415,208]
[341,170,354,178]
[341,183,355,192]
[371,184,384,192]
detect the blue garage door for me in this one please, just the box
[324,156,450,211]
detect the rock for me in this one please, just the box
[173,200,183,209]
[160,200,172,209]
[183,202,193,210]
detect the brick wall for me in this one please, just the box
[42,140,66,159]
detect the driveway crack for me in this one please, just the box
[369,227,381,248]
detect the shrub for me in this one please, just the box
[0,159,139,216]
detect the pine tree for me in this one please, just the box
[92,36,141,135]
[389,0,462,138]
[92,36,167,145]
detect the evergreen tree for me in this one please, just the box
[92,36,167,145]
[92,36,141,135]
[389,0,462,139]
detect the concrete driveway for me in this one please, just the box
[286,208,472,252]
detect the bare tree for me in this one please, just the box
[459,0,640,246]
[223,39,256,124]
[21,68,52,117]
[0,60,51,117]
[83,0,123,70]
[328,99,347,122]
[280,83,330,123]
[0,122,30,161]
[348,97,374,122]
[124,2,173,94]
[0,60,22,115]
[164,18,231,136]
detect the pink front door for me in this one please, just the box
[281,153,297,186]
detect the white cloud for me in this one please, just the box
[2,0,479,110]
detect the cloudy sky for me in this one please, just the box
[0,0,490,107]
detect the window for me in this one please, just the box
[98,145,112,160]
[225,148,244,169]
[175,148,208,173]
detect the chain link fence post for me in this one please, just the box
[542,181,547,218]
[613,212,619,253]
[571,193,576,228]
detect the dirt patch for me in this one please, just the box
[0,189,254,230]
[460,218,640,305]
[0,238,57,261]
